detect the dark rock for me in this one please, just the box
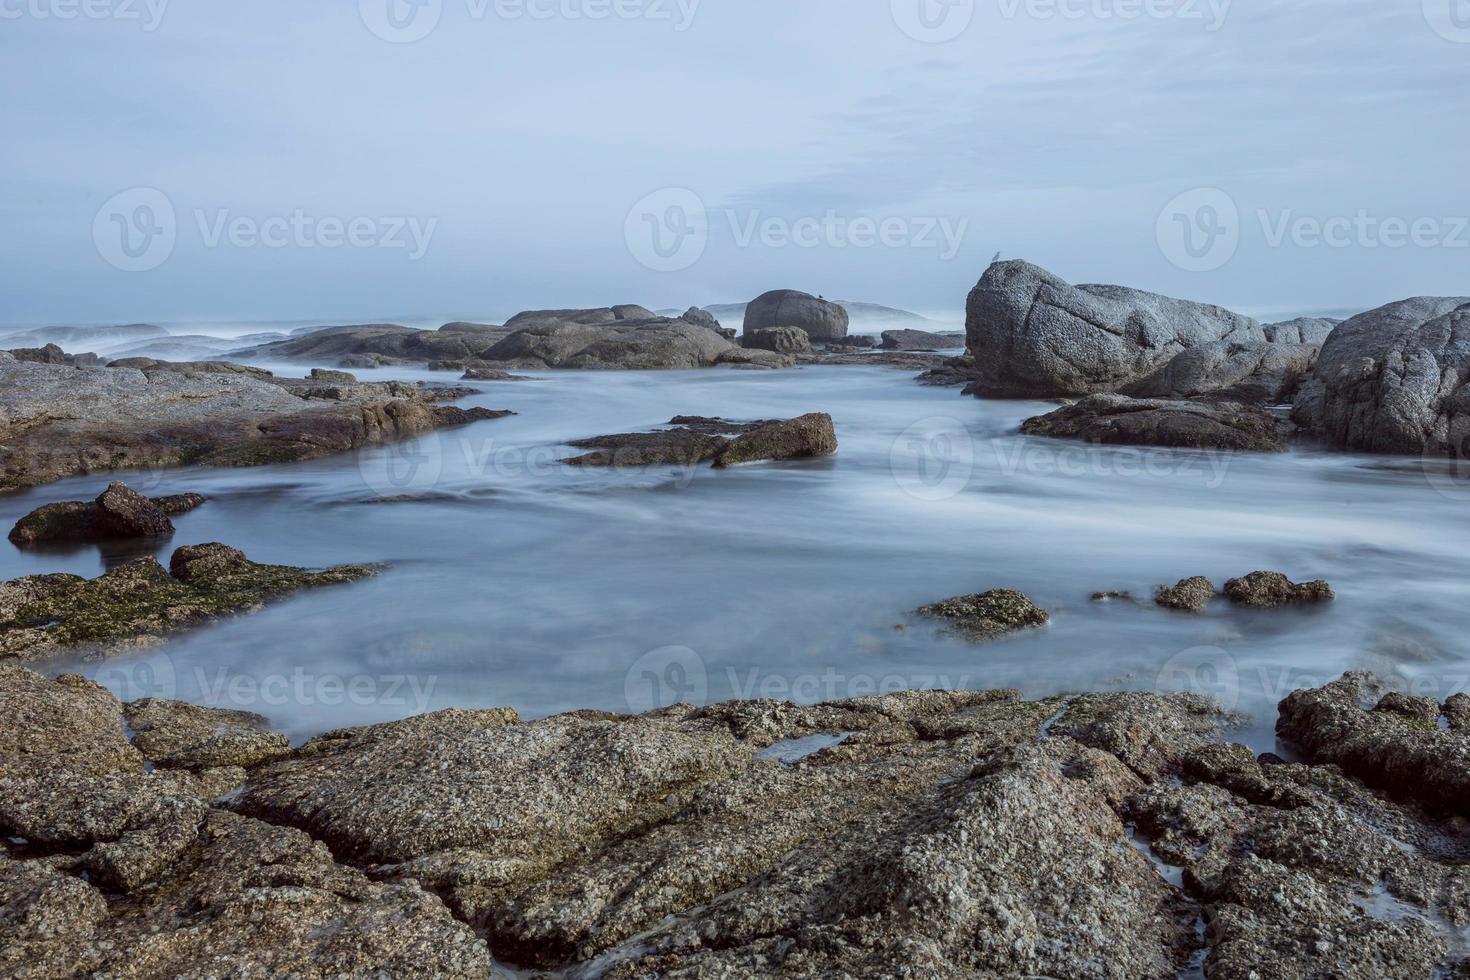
[1263,316,1340,345]
[680,307,735,340]
[879,328,953,351]
[965,260,1265,397]
[742,326,812,355]
[714,347,794,369]
[307,368,357,384]
[561,426,733,468]
[1223,571,1334,608]
[430,406,516,427]
[916,589,1049,641]
[1021,394,1284,451]
[107,358,275,377]
[916,354,982,387]
[1292,297,1470,455]
[712,413,838,467]
[232,323,489,367]
[8,482,203,546]
[6,343,71,365]
[439,321,505,335]
[0,543,376,661]
[1154,576,1215,612]
[742,289,850,341]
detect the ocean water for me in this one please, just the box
[2,358,1466,750]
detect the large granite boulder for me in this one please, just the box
[743,289,849,342]
[1125,340,1321,404]
[965,260,1265,398]
[1292,296,1470,455]
[742,326,812,355]
[1263,317,1340,345]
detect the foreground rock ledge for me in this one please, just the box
[0,543,376,661]
[7,666,1470,977]
[0,353,513,492]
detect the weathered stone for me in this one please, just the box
[480,317,736,370]
[712,413,838,467]
[125,698,289,770]
[916,589,1049,641]
[307,367,357,384]
[879,328,953,350]
[1021,394,1284,451]
[1292,297,1470,455]
[742,326,812,355]
[0,354,510,492]
[714,347,795,369]
[1155,576,1216,612]
[1223,571,1334,607]
[0,666,141,775]
[9,481,207,546]
[0,544,376,661]
[965,260,1265,397]
[742,290,849,341]
[1125,340,1321,404]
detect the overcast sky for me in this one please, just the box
[2,0,1467,326]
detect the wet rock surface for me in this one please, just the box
[9,481,206,546]
[5,669,1470,977]
[0,543,376,661]
[1224,570,1335,607]
[562,414,837,468]
[916,588,1050,641]
[1021,393,1285,451]
[1155,576,1216,612]
[965,260,1266,398]
[1292,296,1470,455]
[0,353,512,491]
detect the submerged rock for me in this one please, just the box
[9,481,206,546]
[712,413,837,467]
[563,415,837,469]
[1155,576,1216,612]
[743,290,849,342]
[0,543,376,661]
[0,354,510,492]
[1223,571,1334,607]
[1021,394,1284,451]
[1292,296,1470,455]
[916,588,1050,641]
[965,260,1265,398]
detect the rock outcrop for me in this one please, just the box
[1292,297,1470,455]
[1021,394,1284,451]
[916,589,1050,640]
[6,668,1470,976]
[742,290,850,342]
[479,316,737,370]
[742,326,812,355]
[233,323,508,368]
[965,260,1266,398]
[1223,571,1334,608]
[879,328,955,351]
[9,482,205,546]
[0,543,375,661]
[0,354,511,491]
[562,415,838,469]
[1155,576,1215,612]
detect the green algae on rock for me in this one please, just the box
[0,543,376,661]
[916,588,1050,641]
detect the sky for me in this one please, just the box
[2,0,1467,327]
